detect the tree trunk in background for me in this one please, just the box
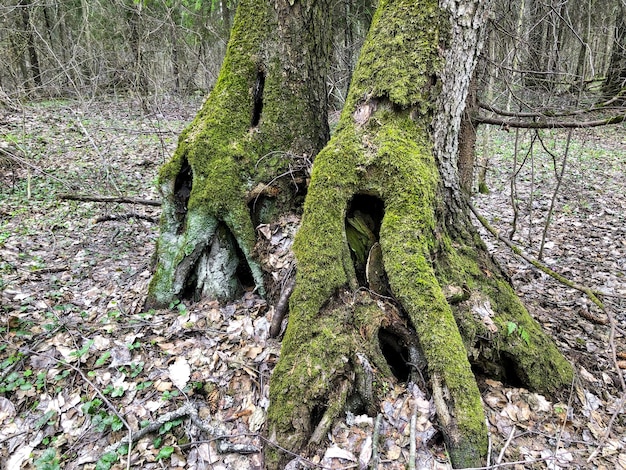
[169,1,181,93]
[19,0,41,90]
[266,0,572,468]
[604,1,626,98]
[127,2,147,94]
[145,0,331,308]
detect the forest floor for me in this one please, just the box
[0,97,625,470]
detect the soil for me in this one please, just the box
[1,98,624,469]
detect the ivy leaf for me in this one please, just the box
[520,328,531,346]
[156,446,175,460]
[506,322,517,336]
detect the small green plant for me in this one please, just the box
[168,299,187,314]
[95,451,119,470]
[506,321,531,346]
[95,351,111,367]
[156,446,175,461]
[127,341,141,351]
[34,448,60,470]
[0,370,34,393]
[70,339,94,359]
[159,418,184,435]
[102,385,125,398]
[36,371,47,390]
[82,398,124,432]
[107,310,122,320]
[136,380,153,391]
[128,361,144,378]
[0,230,10,247]
[53,369,70,381]
[161,390,179,401]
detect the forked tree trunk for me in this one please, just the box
[266,0,572,468]
[145,0,331,308]
[147,0,573,467]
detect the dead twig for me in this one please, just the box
[408,407,417,470]
[496,425,516,465]
[269,276,296,338]
[369,414,382,470]
[95,213,158,223]
[59,193,161,206]
[468,201,605,310]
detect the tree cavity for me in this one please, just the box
[173,158,192,234]
[345,193,386,291]
[180,223,255,303]
[251,69,265,127]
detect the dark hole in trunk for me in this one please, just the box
[345,193,385,287]
[173,159,192,234]
[234,241,256,291]
[251,70,265,127]
[470,349,524,389]
[248,180,309,227]
[378,328,411,382]
[309,403,327,432]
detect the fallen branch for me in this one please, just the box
[478,100,626,119]
[95,213,158,223]
[59,193,161,206]
[474,113,626,129]
[103,401,259,456]
[269,276,296,338]
[468,201,604,310]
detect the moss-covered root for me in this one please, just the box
[381,212,487,467]
[266,314,353,468]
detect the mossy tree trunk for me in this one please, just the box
[266,0,573,468]
[145,0,331,308]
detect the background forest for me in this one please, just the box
[1,0,625,469]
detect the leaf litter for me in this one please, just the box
[1,99,625,469]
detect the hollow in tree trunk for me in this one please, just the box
[145,0,331,308]
[266,0,572,468]
[147,0,573,467]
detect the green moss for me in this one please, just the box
[341,0,443,115]
[437,235,573,393]
[149,0,332,307]
[267,309,353,445]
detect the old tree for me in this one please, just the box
[146,0,573,467]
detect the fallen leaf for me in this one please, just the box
[323,445,357,462]
[169,357,191,390]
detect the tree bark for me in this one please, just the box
[458,74,478,194]
[19,0,41,90]
[604,1,626,98]
[266,0,572,468]
[145,0,331,308]
[147,0,574,467]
